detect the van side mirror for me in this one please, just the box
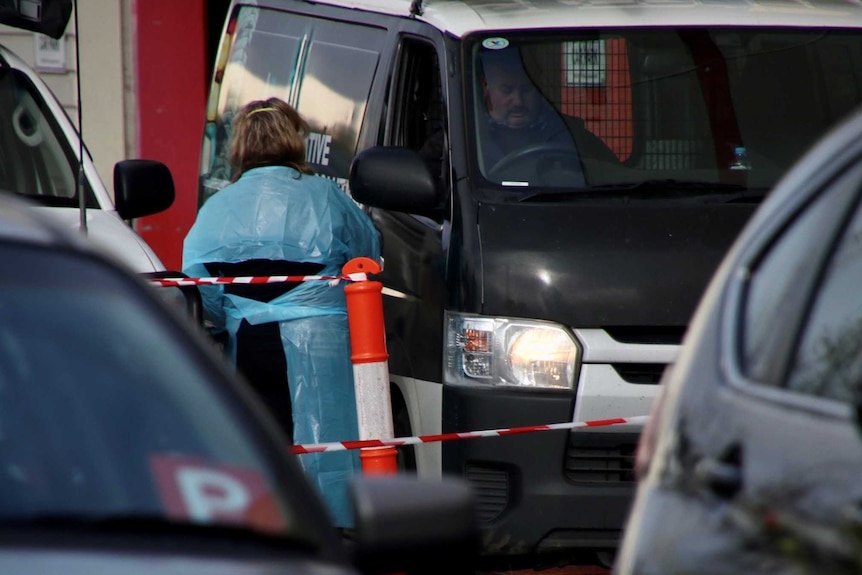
[349,147,444,219]
[114,159,175,220]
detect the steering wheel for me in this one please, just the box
[487,143,582,181]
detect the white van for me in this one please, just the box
[0,1,174,273]
[200,0,862,568]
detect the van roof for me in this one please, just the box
[282,0,862,36]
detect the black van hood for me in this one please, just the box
[478,200,756,327]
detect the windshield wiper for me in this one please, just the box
[518,179,757,202]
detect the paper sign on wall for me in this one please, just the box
[35,33,65,73]
[564,40,606,87]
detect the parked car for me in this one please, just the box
[614,105,862,574]
[0,0,174,273]
[0,192,477,575]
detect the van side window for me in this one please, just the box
[388,39,447,193]
[199,7,385,204]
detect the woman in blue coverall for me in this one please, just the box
[182,97,381,528]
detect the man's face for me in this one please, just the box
[483,63,540,129]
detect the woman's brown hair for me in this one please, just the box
[228,97,314,180]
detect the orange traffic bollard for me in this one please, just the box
[343,257,398,475]
[359,446,399,475]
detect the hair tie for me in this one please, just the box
[247,106,277,118]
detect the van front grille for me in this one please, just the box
[564,436,637,484]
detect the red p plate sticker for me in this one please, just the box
[150,454,284,530]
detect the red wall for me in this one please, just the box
[133,0,206,271]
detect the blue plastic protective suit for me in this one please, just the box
[182,166,381,527]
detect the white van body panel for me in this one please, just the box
[391,375,443,478]
[314,0,862,36]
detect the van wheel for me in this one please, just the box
[392,401,417,472]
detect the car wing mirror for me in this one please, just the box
[0,0,72,39]
[349,474,478,575]
[114,159,175,220]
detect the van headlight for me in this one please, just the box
[444,311,580,389]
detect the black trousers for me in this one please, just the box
[205,260,327,445]
[235,319,293,443]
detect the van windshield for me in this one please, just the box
[0,67,96,208]
[467,29,862,201]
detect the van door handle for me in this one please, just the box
[694,457,743,498]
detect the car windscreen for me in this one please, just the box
[465,28,862,202]
[0,242,303,540]
[0,67,98,209]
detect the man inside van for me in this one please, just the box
[474,47,618,184]
[418,46,617,189]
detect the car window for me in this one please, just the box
[786,170,862,402]
[0,243,299,536]
[388,38,448,210]
[0,69,97,208]
[740,164,862,385]
[199,6,384,204]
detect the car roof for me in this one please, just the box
[262,0,862,37]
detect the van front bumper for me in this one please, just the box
[441,384,640,559]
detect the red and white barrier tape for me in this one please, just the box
[150,273,369,288]
[290,414,649,454]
